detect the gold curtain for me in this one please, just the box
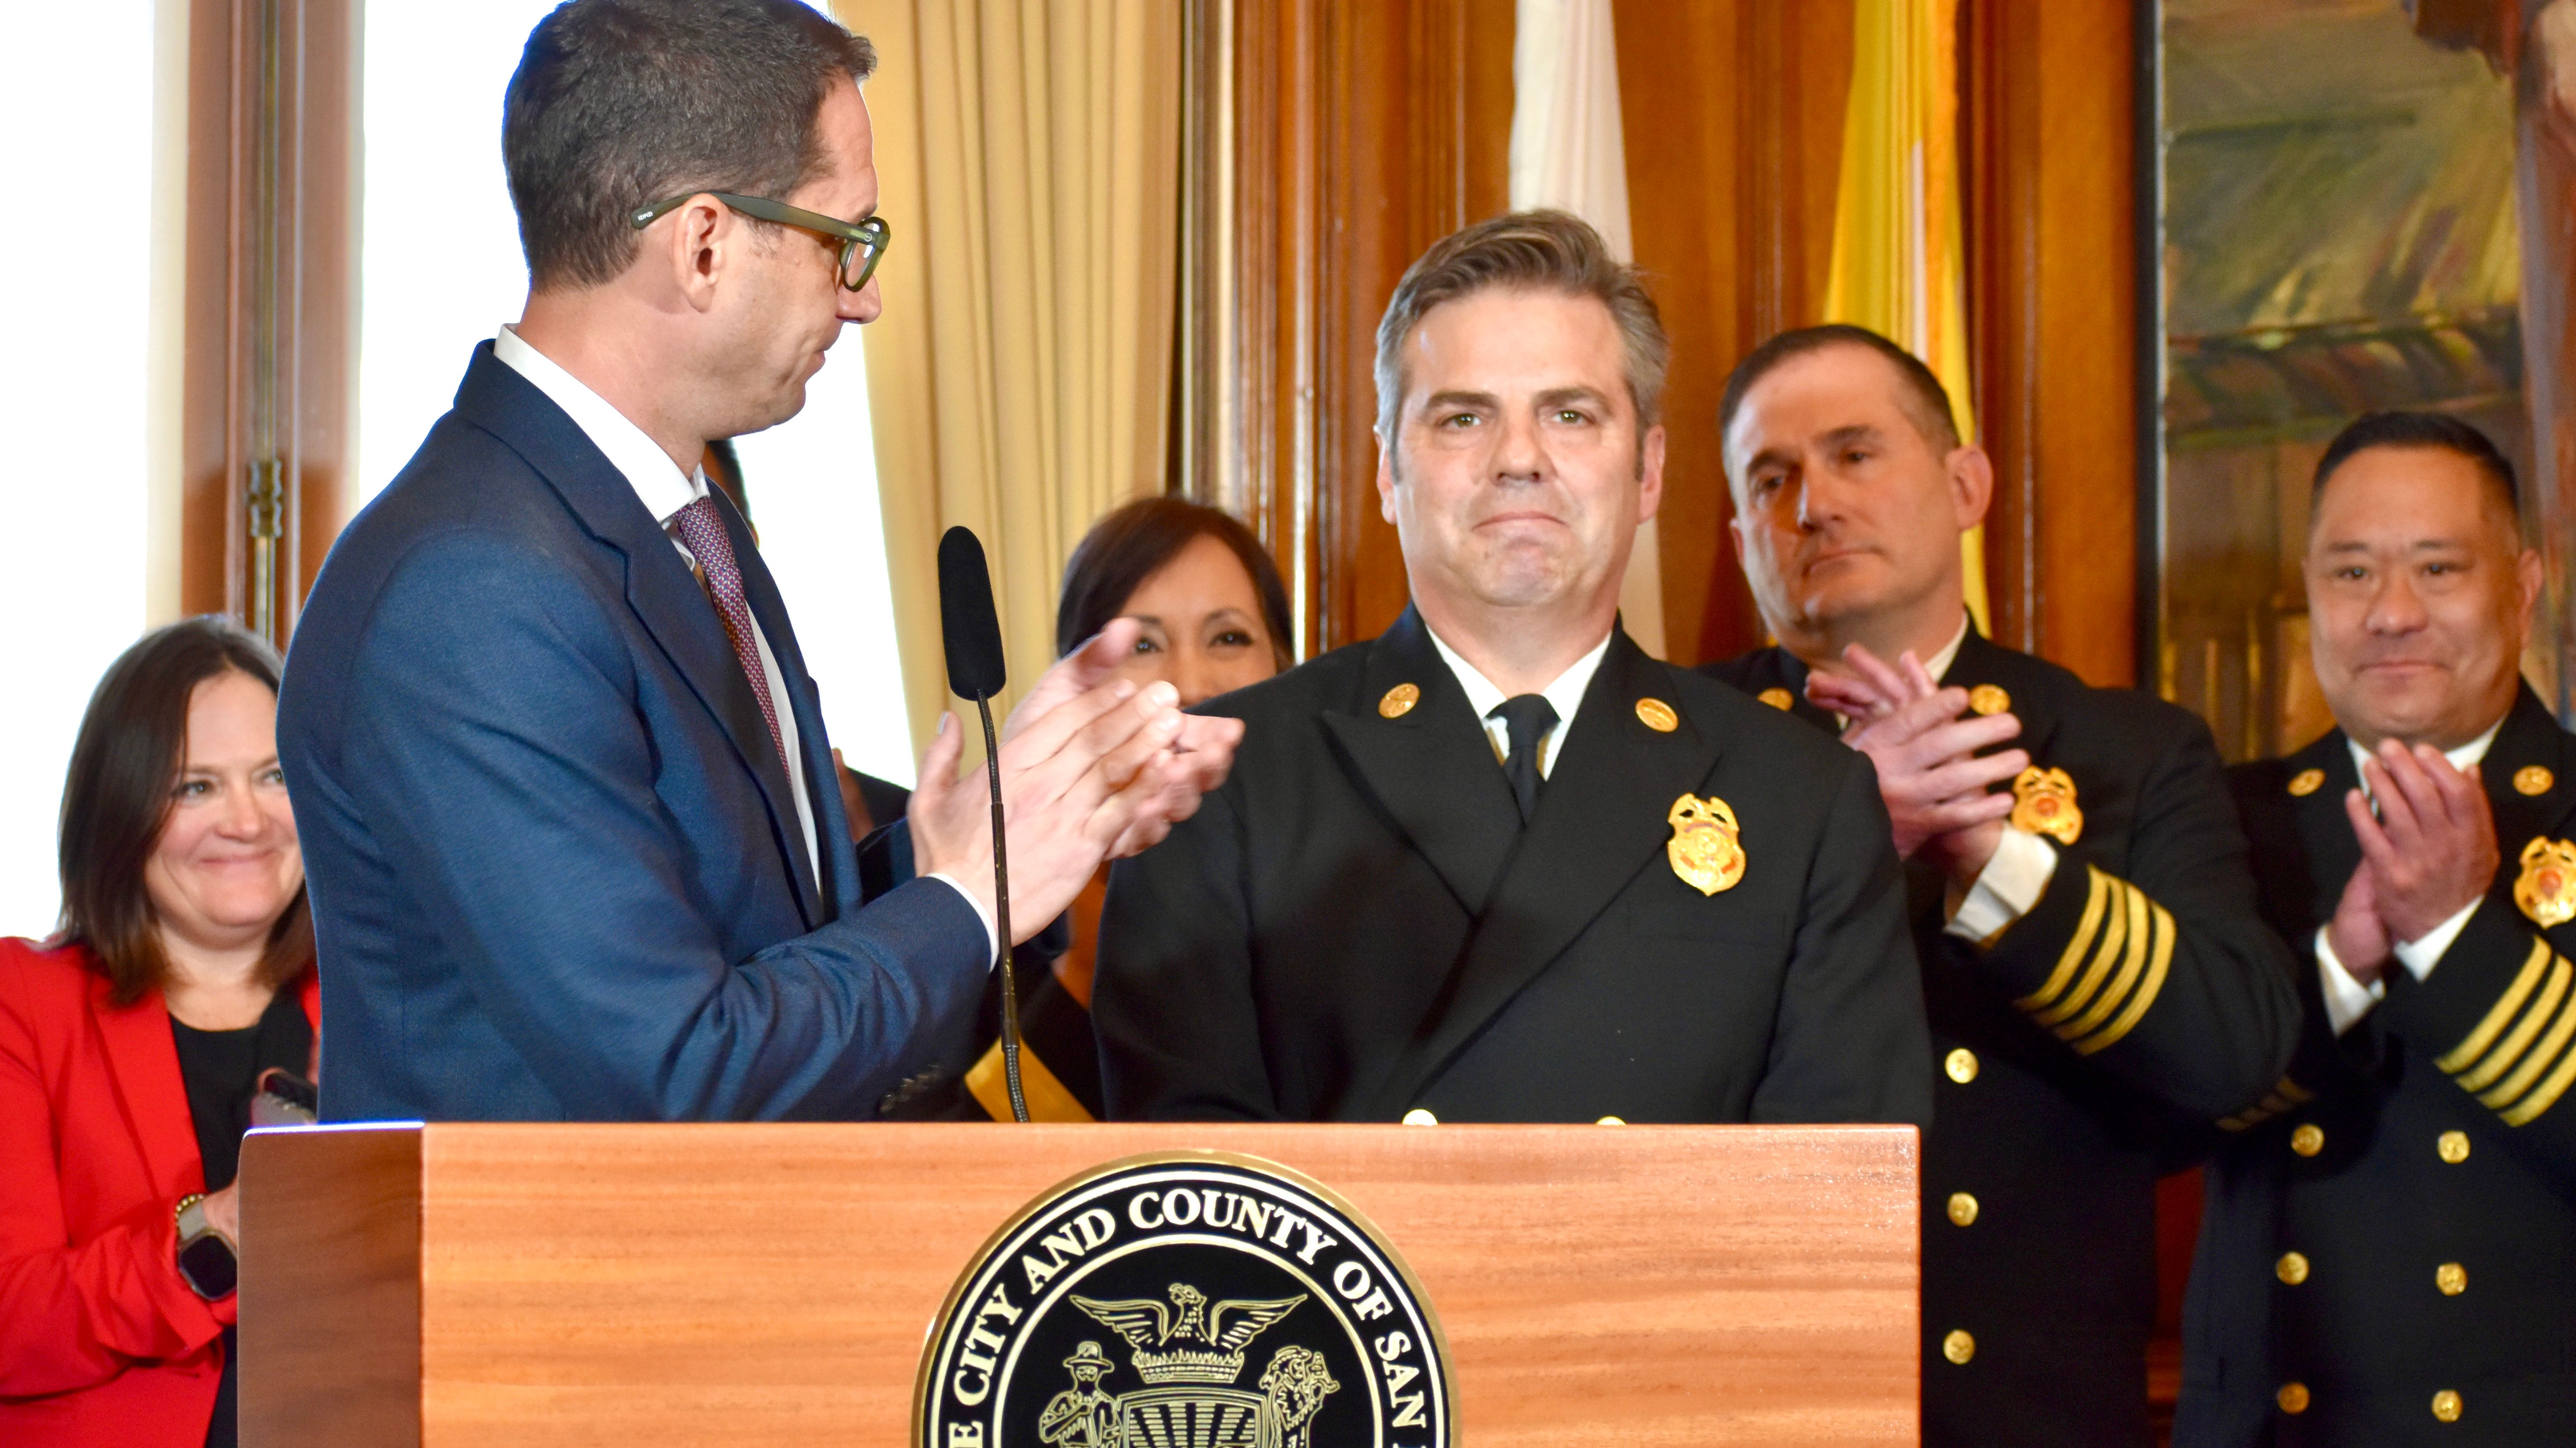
[834,0,1182,754]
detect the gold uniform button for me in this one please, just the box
[1378,683,1420,719]
[1401,1107,1437,1126]
[1941,1330,1975,1365]
[2278,1382,2311,1414]
[1634,698,1678,733]
[1947,1192,1979,1227]
[2275,1252,2309,1285]
[1945,1048,1979,1084]
[2290,1123,2325,1157]
[2432,1389,2462,1423]
[2436,1262,2466,1296]
[1757,686,1794,711]
[2516,765,2554,796]
[2438,1129,2471,1164]
[2287,768,2325,797]
[1969,684,2011,716]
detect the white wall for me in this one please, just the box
[358,0,916,787]
[0,3,161,938]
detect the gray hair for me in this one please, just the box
[1372,210,1670,454]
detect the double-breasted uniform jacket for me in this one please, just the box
[1707,631,2301,1448]
[2176,686,2576,1447]
[1093,607,1934,1128]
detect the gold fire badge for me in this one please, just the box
[1666,794,1746,896]
[2515,837,2576,929]
[2010,767,2083,846]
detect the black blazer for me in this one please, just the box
[1095,608,1932,1128]
[2176,686,2576,1448]
[1708,631,2300,1448]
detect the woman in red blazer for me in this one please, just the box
[0,618,315,1448]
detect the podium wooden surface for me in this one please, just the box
[239,1122,1918,1446]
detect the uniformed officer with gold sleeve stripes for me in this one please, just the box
[1703,324,2302,1448]
[2176,412,2576,1447]
[1094,215,1932,1131]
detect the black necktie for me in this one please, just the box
[1490,694,1559,825]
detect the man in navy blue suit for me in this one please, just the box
[279,0,1238,1122]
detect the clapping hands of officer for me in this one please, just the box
[2329,740,2500,986]
[1806,643,2027,885]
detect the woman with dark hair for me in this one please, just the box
[1055,496,1295,696]
[0,617,318,1448]
[894,498,1290,1122]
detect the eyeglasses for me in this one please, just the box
[628,190,891,292]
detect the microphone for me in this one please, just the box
[936,526,1026,1122]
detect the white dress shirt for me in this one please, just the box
[2314,719,2504,1034]
[491,326,999,960]
[1425,624,1613,779]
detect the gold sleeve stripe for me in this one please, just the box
[2061,887,2156,1042]
[2017,867,2112,1013]
[2479,977,2576,1116]
[2502,1027,2576,1125]
[2217,1076,2315,1131]
[2032,878,2133,1027]
[2453,956,2570,1093]
[2076,899,2177,1056]
[2061,885,2153,1036]
[2435,939,2552,1074]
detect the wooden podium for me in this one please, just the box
[238,1123,1918,1446]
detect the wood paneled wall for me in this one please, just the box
[181,0,357,642]
[1178,0,1516,658]
[1190,0,2139,682]
[1612,0,1855,667]
[1965,0,2138,686]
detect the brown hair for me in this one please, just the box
[1372,209,1670,450]
[505,0,877,291]
[57,617,312,1006]
[1055,497,1295,670]
[1716,324,1962,484]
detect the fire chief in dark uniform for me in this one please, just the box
[1703,325,2300,1448]
[1092,213,1931,1129]
[2176,413,2576,1447]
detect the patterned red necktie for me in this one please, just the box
[668,495,787,769]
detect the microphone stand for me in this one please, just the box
[975,693,1028,1122]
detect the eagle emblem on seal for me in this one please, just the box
[1048,1282,1336,1447]
[2516,836,2576,929]
[1666,793,1746,896]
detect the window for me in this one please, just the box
[0,2,165,934]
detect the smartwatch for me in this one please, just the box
[174,1194,239,1300]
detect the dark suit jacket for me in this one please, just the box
[0,939,319,1448]
[280,344,988,1122]
[1708,633,2299,1448]
[2177,687,2576,1447]
[1095,608,1931,1127]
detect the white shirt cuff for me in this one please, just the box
[2315,925,2386,1035]
[926,871,1002,965]
[2391,899,2478,983]
[1944,828,2059,943]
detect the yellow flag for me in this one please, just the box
[1824,0,1987,634]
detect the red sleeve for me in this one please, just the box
[0,951,229,1399]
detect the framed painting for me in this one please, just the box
[2138,0,2566,760]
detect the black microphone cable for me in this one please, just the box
[938,526,1028,1122]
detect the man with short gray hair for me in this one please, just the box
[1094,212,1930,1127]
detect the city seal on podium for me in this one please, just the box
[915,1152,1453,1448]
